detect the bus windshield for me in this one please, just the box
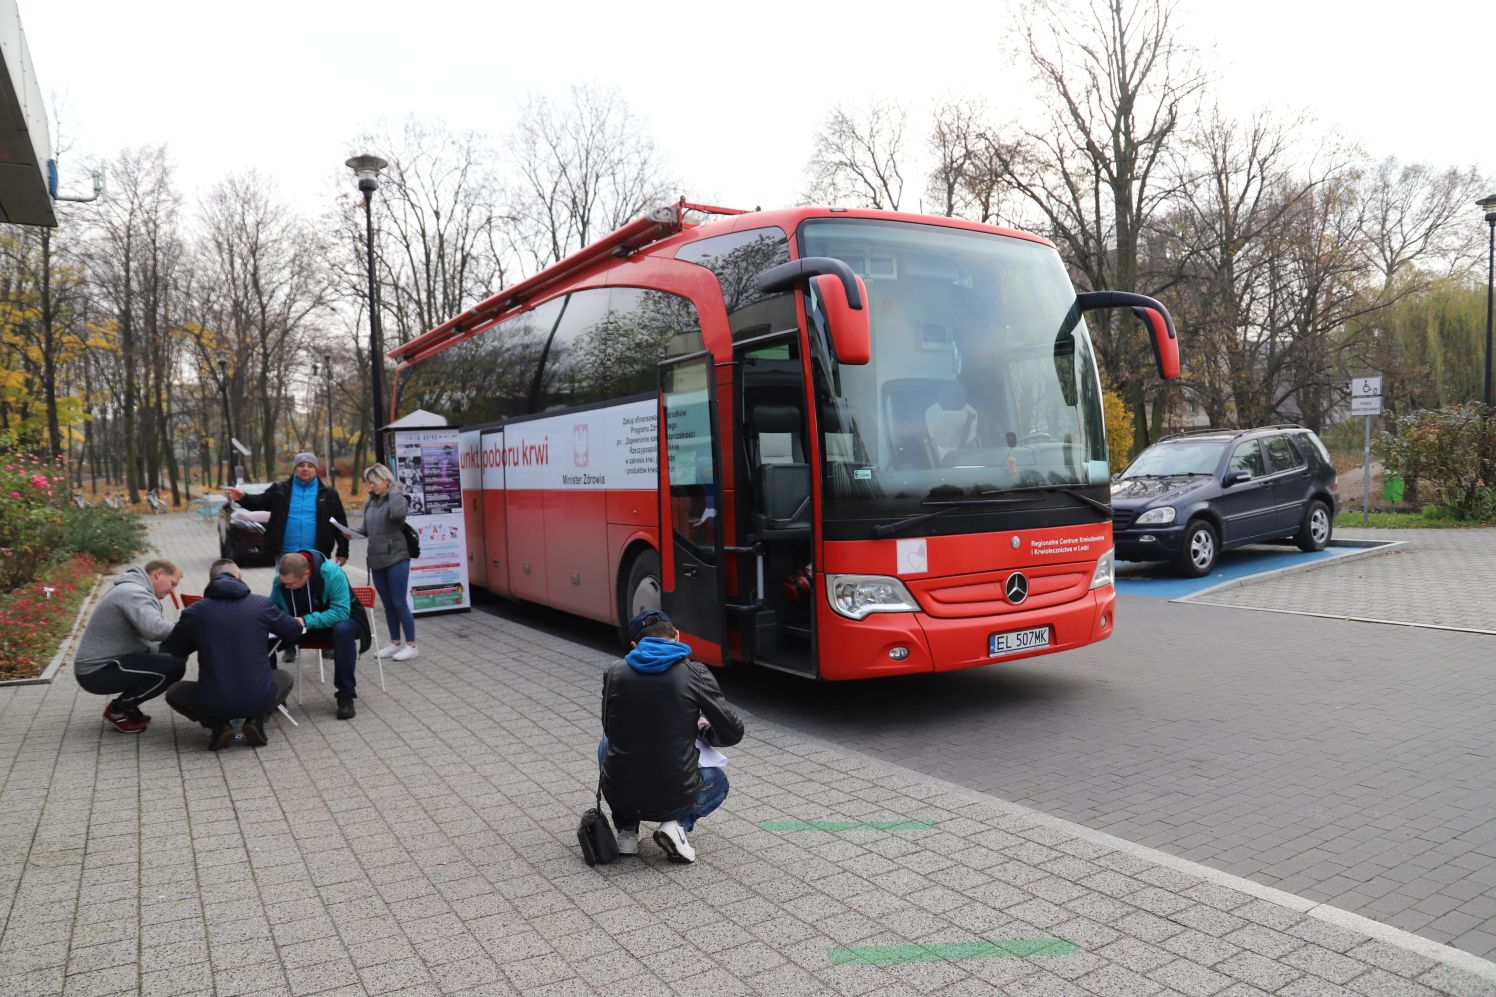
[799,219,1108,532]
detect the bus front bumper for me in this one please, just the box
[816,584,1116,681]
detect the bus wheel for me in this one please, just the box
[619,549,661,643]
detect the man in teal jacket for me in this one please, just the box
[271,550,364,719]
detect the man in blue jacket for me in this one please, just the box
[271,550,365,719]
[162,559,302,750]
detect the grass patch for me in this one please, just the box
[0,555,100,681]
[1335,508,1496,528]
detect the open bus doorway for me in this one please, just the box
[732,333,815,677]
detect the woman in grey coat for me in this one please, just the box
[362,464,417,660]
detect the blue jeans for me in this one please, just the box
[597,737,728,833]
[298,618,361,699]
[372,560,416,643]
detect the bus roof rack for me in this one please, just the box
[391,196,746,367]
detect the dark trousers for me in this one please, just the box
[165,671,294,726]
[75,653,186,712]
[294,619,360,699]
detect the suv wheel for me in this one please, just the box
[1174,520,1218,577]
[1295,499,1332,552]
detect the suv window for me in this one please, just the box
[1298,431,1333,467]
[1229,441,1264,478]
[1264,436,1305,473]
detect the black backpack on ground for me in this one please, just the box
[577,778,619,866]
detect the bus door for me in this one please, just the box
[731,333,815,677]
[658,353,725,652]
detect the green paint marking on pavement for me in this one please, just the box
[759,819,940,832]
[829,939,1077,965]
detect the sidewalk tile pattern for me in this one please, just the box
[0,514,1490,995]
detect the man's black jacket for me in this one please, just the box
[161,574,302,722]
[235,476,350,560]
[600,646,744,817]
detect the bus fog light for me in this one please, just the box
[827,574,919,619]
[888,646,910,660]
[1100,613,1109,629]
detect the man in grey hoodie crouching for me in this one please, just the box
[73,559,187,734]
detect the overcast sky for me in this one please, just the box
[23,0,1493,222]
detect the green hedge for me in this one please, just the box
[1,446,146,594]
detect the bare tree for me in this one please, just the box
[803,100,908,210]
[354,119,511,346]
[91,146,184,501]
[507,85,673,272]
[199,172,327,479]
[989,0,1207,443]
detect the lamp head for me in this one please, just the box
[1479,194,1496,222]
[346,154,388,194]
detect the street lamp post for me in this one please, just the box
[1480,194,1496,408]
[324,352,335,488]
[215,353,236,485]
[346,154,389,464]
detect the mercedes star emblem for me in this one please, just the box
[1004,571,1029,605]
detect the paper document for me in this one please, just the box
[329,517,365,539]
[695,739,728,768]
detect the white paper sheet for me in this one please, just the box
[695,739,728,768]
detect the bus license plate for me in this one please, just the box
[989,626,1050,657]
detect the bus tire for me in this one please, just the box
[618,548,662,644]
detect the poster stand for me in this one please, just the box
[383,411,471,616]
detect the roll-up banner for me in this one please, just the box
[392,428,471,615]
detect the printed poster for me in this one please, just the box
[393,428,471,614]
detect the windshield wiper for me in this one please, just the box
[1008,485,1113,518]
[871,493,1025,538]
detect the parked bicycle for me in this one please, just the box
[146,489,166,515]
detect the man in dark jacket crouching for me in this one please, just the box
[162,559,302,750]
[599,609,744,863]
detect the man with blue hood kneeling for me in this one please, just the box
[598,609,744,863]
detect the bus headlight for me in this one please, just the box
[1089,548,1114,590]
[1135,507,1176,525]
[827,574,920,619]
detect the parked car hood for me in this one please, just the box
[1110,475,1212,508]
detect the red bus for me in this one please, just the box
[389,201,1179,680]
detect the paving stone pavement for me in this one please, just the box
[1,515,1493,996]
[1188,528,1496,632]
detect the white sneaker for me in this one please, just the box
[653,820,695,863]
[392,645,419,661]
[375,644,402,659]
[616,827,639,856]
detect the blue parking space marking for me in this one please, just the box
[1114,542,1369,600]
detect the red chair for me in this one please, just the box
[288,585,385,701]
[181,594,203,607]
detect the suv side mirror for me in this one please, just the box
[756,256,871,365]
[1075,291,1180,380]
[1222,469,1249,487]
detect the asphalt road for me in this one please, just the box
[476,582,1496,961]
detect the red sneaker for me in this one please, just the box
[103,706,147,734]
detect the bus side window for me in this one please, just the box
[531,287,704,412]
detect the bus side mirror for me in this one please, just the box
[756,256,871,366]
[1075,291,1180,381]
[812,272,870,365]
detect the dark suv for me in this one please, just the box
[1111,425,1339,577]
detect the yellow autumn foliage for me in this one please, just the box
[1103,390,1133,475]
